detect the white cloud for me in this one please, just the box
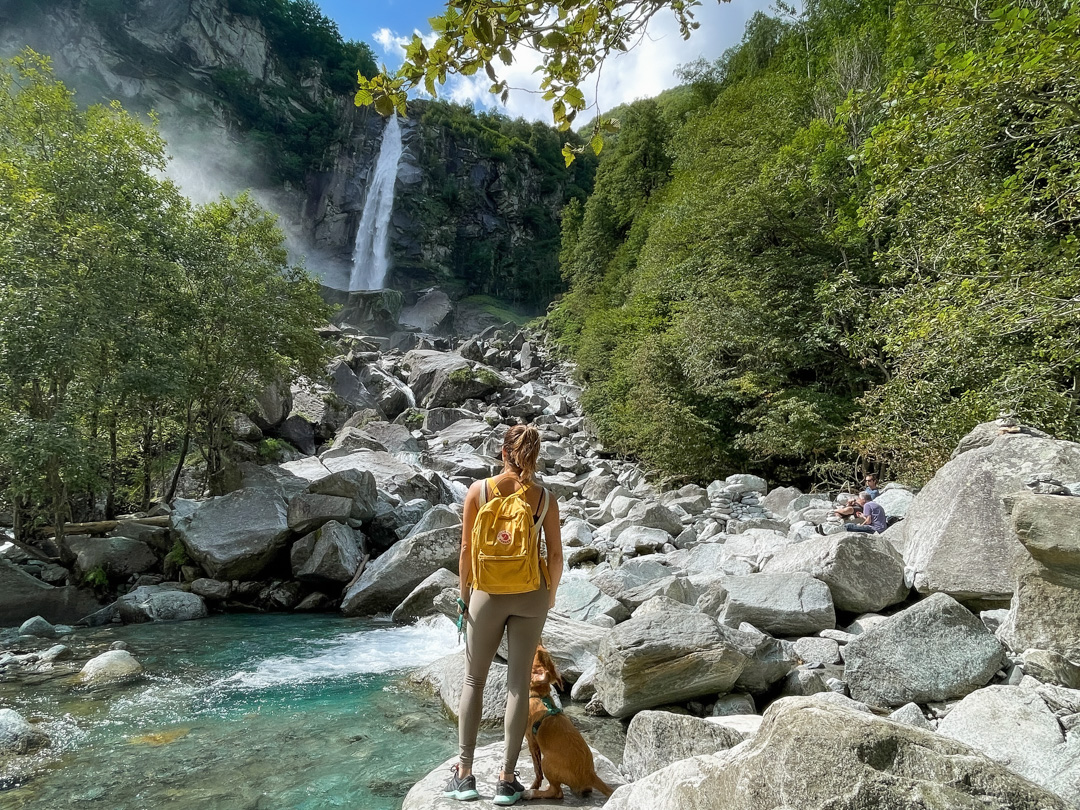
[375,0,767,122]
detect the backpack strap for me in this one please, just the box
[480,477,492,506]
[534,487,551,530]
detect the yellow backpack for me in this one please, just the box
[470,477,551,594]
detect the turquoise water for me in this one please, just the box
[1,614,480,809]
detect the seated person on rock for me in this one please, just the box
[844,491,887,534]
[833,473,880,519]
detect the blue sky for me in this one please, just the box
[314,0,770,121]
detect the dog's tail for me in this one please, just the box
[591,775,614,798]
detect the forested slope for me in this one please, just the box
[550,0,1080,486]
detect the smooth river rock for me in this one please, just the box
[78,649,144,686]
[604,697,1070,810]
[0,709,50,755]
[844,592,1006,708]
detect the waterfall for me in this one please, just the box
[349,114,404,291]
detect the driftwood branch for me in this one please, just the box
[345,553,371,589]
[42,516,171,538]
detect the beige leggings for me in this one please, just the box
[458,585,548,773]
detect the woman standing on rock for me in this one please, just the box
[444,424,563,806]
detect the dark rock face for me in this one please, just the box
[0,559,101,626]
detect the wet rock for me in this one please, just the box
[844,592,1006,708]
[18,615,56,639]
[116,587,208,623]
[191,578,232,602]
[79,649,143,685]
[69,535,158,582]
[0,709,50,754]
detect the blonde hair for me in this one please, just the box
[502,424,541,482]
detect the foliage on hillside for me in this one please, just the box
[0,52,330,541]
[550,0,1080,485]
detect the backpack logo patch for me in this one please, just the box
[497,530,512,545]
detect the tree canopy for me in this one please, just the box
[0,51,330,546]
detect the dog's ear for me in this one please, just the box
[539,647,566,692]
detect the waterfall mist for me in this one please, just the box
[350,114,404,291]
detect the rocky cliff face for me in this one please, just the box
[0,0,588,304]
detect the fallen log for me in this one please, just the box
[43,516,171,537]
[345,553,371,590]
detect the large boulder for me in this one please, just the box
[116,586,208,623]
[399,289,453,333]
[1010,492,1080,583]
[340,525,459,615]
[937,685,1080,806]
[391,568,459,623]
[997,567,1080,661]
[622,710,749,781]
[536,612,612,683]
[303,468,378,522]
[843,592,1007,708]
[717,573,835,636]
[68,536,158,582]
[594,612,747,718]
[0,709,50,755]
[172,488,290,580]
[0,559,101,627]
[604,697,1071,810]
[762,532,908,613]
[322,450,440,504]
[358,365,413,420]
[402,350,506,409]
[286,493,353,534]
[291,521,364,584]
[899,429,1080,603]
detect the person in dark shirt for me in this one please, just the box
[845,491,887,533]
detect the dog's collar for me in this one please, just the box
[531,695,562,735]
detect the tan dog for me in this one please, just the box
[523,645,614,801]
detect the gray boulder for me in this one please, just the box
[622,710,748,781]
[762,532,908,613]
[340,525,459,615]
[594,612,747,717]
[304,467,378,522]
[617,526,673,555]
[172,488,290,580]
[899,429,1080,603]
[626,502,684,537]
[286,493,353,534]
[938,685,1080,806]
[399,289,453,333]
[760,485,802,516]
[412,652,507,724]
[292,521,363,584]
[1022,648,1080,690]
[328,426,387,454]
[18,615,56,638]
[888,702,933,730]
[729,623,800,694]
[322,450,439,504]
[78,649,144,686]
[191,578,232,602]
[844,592,1006,708]
[875,486,915,519]
[391,568,459,623]
[718,573,835,636]
[0,709,49,754]
[69,536,158,582]
[357,365,412,420]
[535,612,611,683]
[1010,491,1080,583]
[553,578,631,624]
[997,568,1080,661]
[603,697,1070,810]
[358,421,420,456]
[116,587,208,623]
